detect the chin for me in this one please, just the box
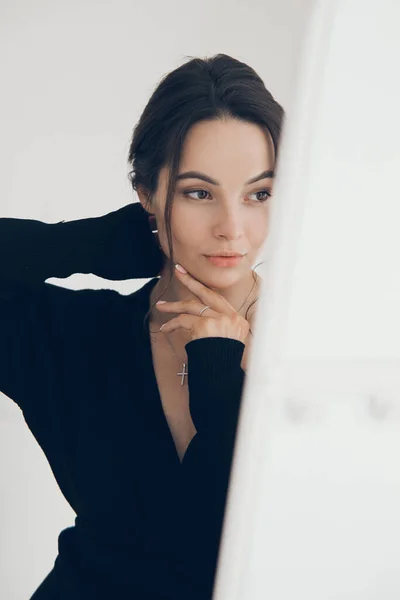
[199,266,248,287]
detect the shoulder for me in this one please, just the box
[34,283,132,340]
[41,281,123,314]
[33,279,154,341]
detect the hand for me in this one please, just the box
[155,264,250,343]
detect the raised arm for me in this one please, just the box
[0,201,163,294]
[0,201,163,410]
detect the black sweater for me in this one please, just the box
[0,201,246,600]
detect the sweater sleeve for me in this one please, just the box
[0,201,163,290]
[180,337,246,577]
[0,201,163,410]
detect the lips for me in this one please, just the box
[205,255,244,267]
[206,253,244,257]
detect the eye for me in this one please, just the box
[183,189,211,201]
[248,189,273,203]
[182,188,273,202]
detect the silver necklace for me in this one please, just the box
[160,275,258,385]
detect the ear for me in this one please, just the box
[136,185,154,215]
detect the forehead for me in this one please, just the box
[179,118,275,173]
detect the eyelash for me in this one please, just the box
[182,189,273,203]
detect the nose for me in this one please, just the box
[213,205,245,242]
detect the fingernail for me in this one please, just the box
[175,263,187,274]
[156,300,167,304]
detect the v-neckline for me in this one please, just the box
[137,277,197,469]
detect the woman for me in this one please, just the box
[0,54,284,599]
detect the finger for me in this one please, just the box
[159,314,199,333]
[156,300,219,318]
[174,264,236,316]
[159,313,227,337]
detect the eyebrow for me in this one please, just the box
[176,169,275,186]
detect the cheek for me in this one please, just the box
[159,208,205,253]
[174,226,205,250]
[170,206,205,247]
[248,212,270,249]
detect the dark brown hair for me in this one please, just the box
[127,53,285,334]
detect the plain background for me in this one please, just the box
[0,0,316,597]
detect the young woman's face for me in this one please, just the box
[151,118,275,289]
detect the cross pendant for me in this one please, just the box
[177,362,188,386]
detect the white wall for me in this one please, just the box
[0,1,316,598]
